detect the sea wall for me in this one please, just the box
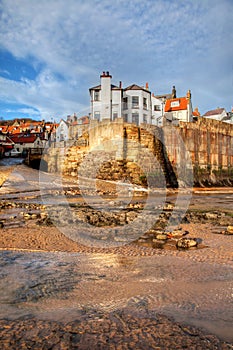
[43,118,233,187]
[163,118,233,186]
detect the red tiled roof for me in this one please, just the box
[0,126,8,133]
[164,97,188,112]
[9,134,41,144]
[193,110,200,117]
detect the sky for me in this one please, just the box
[0,0,233,121]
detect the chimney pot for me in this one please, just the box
[172,85,176,98]
[145,82,149,90]
[119,81,122,88]
[186,89,191,100]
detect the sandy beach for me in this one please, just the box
[0,162,232,349]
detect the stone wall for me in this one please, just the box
[163,118,233,186]
[43,118,233,187]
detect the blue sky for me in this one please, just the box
[0,0,232,121]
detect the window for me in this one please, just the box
[132,96,139,108]
[123,97,128,110]
[154,105,161,111]
[171,100,180,107]
[132,113,139,125]
[94,90,100,101]
[94,111,100,121]
[113,112,118,120]
[143,97,147,110]
[143,114,147,123]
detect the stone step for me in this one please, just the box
[2,220,25,228]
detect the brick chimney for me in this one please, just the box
[195,107,200,115]
[100,71,112,78]
[186,89,191,100]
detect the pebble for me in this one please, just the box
[0,312,231,349]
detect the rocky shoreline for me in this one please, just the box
[0,199,233,349]
[1,309,232,350]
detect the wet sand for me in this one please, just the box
[0,162,233,349]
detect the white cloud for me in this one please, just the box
[0,0,232,117]
[0,69,10,76]
[0,69,88,120]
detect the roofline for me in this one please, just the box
[124,85,151,94]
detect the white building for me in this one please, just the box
[202,108,228,122]
[90,72,122,121]
[164,90,193,124]
[56,119,69,142]
[151,93,173,126]
[122,83,151,125]
[89,72,172,126]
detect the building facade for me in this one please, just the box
[164,90,193,124]
[89,72,172,126]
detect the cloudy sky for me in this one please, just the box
[0,0,232,121]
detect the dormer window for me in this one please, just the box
[171,100,180,107]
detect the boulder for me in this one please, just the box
[176,238,198,249]
[156,234,168,240]
[226,226,233,235]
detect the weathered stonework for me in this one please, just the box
[43,118,233,187]
[164,118,233,185]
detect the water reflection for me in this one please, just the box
[0,157,24,167]
[0,250,233,341]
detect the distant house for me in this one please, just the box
[164,90,193,124]
[225,108,233,124]
[0,125,9,134]
[55,119,69,142]
[192,107,201,120]
[9,133,44,153]
[0,133,14,157]
[78,116,89,125]
[202,108,227,122]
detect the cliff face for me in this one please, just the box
[43,118,233,187]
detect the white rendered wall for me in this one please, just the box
[112,89,122,120]
[123,89,151,125]
[101,76,111,120]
